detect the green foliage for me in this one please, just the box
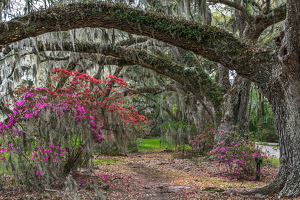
[266,156,280,167]
[248,86,277,142]
[138,138,174,151]
[162,120,187,130]
[171,0,181,10]
[97,141,121,156]
[127,139,140,153]
[93,159,126,165]
[182,52,194,62]
[172,104,177,114]
[246,1,254,15]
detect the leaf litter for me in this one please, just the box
[0,151,296,199]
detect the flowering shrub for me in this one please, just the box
[0,68,145,190]
[173,123,215,159]
[210,130,268,180]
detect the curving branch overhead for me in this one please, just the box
[0,2,275,84]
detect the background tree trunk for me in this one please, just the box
[215,75,251,144]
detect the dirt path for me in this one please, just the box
[93,151,281,200]
[0,151,291,199]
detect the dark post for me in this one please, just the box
[255,157,263,181]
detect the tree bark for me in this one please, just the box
[215,75,251,143]
[248,0,300,197]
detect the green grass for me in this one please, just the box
[266,156,280,167]
[138,138,175,151]
[93,158,126,165]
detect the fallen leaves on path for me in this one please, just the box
[0,151,297,199]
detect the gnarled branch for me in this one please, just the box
[0,2,273,84]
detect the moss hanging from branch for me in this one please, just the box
[0,1,273,84]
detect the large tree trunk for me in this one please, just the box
[215,75,251,144]
[252,0,300,197]
[255,79,300,198]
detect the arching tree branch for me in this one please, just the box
[35,41,225,108]
[0,2,273,84]
[208,0,251,21]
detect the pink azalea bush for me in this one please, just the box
[0,68,145,190]
[210,130,268,180]
[173,123,215,159]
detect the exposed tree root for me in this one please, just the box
[240,166,288,196]
[278,169,300,198]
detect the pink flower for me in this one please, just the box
[17,146,20,150]
[253,153,259,157]
[36,170,41,178]
[25,114,31,119]
[53,157,57,162]
[0,157,5,161]
[56,146,59,149]
[8,143,12,147]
